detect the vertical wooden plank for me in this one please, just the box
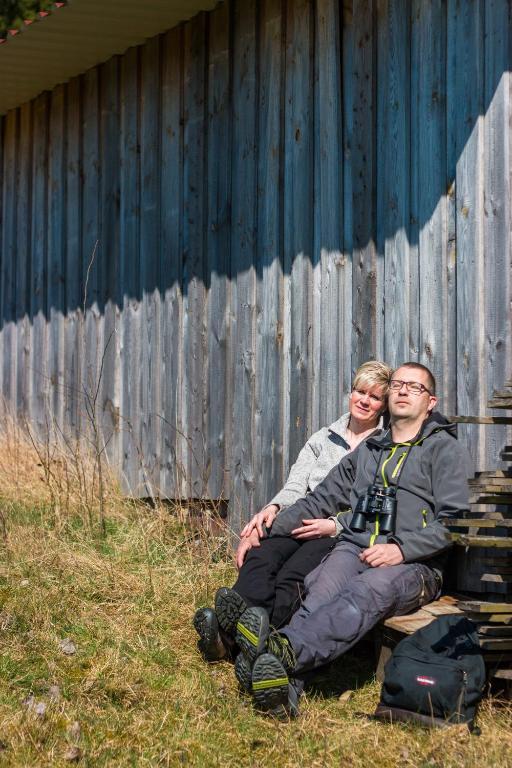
[448,0,485,470]
[139,38,162,498]
[206,2,231,501]
[183,14,207,499]
[64,76,82,440]
[0,115,3,405]
[312,0,345,431]
[376,0,411,369]
[350,0,377,369]
[229,0,257,527]
[254,0,284,510]
[160,26,184,500]
[483,0,511,467]
[1,110,18,414]
[30,93,49,435]
[341,0,354,409]
[99,57,121,472]
[16,102,33,419]
[47,85,66,432]
[411,1,452,404]
[119,46,141,496]
[284,0,314,469]
[81,68,101,442]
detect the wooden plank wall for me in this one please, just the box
[0,0,510,526]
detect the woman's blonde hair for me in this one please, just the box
[352,360,392,396]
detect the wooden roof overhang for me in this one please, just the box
[0,0,217,115]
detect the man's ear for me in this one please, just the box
[427,395,438,415]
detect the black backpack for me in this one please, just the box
[375,615,486,729]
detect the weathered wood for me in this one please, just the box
[378,0,411,367]
[453,535,512,548]
[230,0,258,526]
[284,0,314,466]
[140,37,162,498]
[205,1,231,502]
[449,416,512,425]
[350,0,376,367]
[48,85,66,434]
[119,46,142,496]
[160,25,184,499]
[16,103,32,420]
[1,109,17,411]
[183,14,208,500]
[458,601,512,614]
[312,0,344,430]
[30,93,50,435]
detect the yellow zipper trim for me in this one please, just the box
[391,450,408,479]
[421,509,428,528]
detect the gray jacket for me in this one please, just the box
[269,412,383,511]
[271,412,470,575]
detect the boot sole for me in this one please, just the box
[235,608,269,662]
[234,653,252,693]
[252,654,290,717]
[193,608,226,661]
[215,588,247,636]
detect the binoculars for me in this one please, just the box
[350,484,397,534]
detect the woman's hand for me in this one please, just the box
[235,529,261,569]
[291,518,336,540]
[240,504,279,539]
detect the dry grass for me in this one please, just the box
[0,435,511,767]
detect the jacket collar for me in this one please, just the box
[328,411,384,441]
[365,411,456,449]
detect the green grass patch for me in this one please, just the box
[0,505,510,767]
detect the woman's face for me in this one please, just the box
[349,383,387,427]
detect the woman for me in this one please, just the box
[194,360,391,661]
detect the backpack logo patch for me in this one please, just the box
[416,675,436,686]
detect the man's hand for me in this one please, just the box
[240,504,279,539]
[291,518,336,540]
[360,543,404,567]
[235,529,261,569]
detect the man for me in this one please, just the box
[223,362,470,716]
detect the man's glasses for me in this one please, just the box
[389,379,432,396]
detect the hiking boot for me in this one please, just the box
[235,607,270,662]
[234,653,252,693]
[251,653,300,718]
[193,607,227,661]
[215,587,248,637]
[266,631,297,675]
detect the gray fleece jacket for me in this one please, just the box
[270,412,471,575]
[268,412,383,510]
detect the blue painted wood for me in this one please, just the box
[230,0,258,525]
[119,46,142,495]
[160,25,184,499]
[183,14,208,500]
[283,0,314,473]
[206,0,231,502]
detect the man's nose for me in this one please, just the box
[397,382,408,393]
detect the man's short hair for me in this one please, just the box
[396,362,436,396]
[353,361,392,396]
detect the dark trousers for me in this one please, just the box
[232,535,335,628]
[284,541,440,674]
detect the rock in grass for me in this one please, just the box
[34,701,47,718]
[59,638,77,656]
[64,746,82,762]
[66,721,81,744]
[48,684,61,701]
